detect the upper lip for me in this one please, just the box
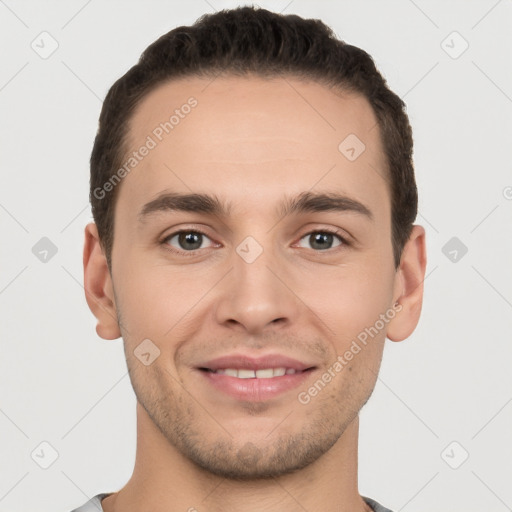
[198,353,316,372]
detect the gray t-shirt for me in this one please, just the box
[70,493,394,511]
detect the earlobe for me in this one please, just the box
[387,225,427,342]
[83,222,121,340]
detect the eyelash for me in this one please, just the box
[160,228,350,257]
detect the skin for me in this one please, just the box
[84,75,426,512]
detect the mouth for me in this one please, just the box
[199,367,315,378]
[195,354,317,401]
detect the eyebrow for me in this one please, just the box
[137,190,373,224]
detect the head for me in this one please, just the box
[90,6,417,272]
[84,6,426,480]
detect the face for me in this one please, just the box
[92,75,413,479]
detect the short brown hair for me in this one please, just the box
[90,6,417,270]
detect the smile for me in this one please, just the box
[203,367,303,378]
[198,366,315,401]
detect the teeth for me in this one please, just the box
[255,368,273,378]
[212,367,297,378]
[237,369,256,379]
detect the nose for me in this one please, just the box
[213,245,300,335]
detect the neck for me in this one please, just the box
[101,402,370,512]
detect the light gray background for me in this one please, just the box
[1,1,511,511]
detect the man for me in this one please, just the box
[75,6,426,512]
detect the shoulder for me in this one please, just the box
[68,492,112,512]
[363,496,395,512]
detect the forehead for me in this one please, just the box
[119,74,388,220]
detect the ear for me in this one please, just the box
[83,222,121,340]
[387,225,427,342]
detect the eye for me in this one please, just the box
[161,228,349,257]
[163,230,215,254]
[297,230,346,251]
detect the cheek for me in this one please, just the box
[114,258,215,341]
[305,259,396,344]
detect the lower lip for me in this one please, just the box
[199,369,315,401]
